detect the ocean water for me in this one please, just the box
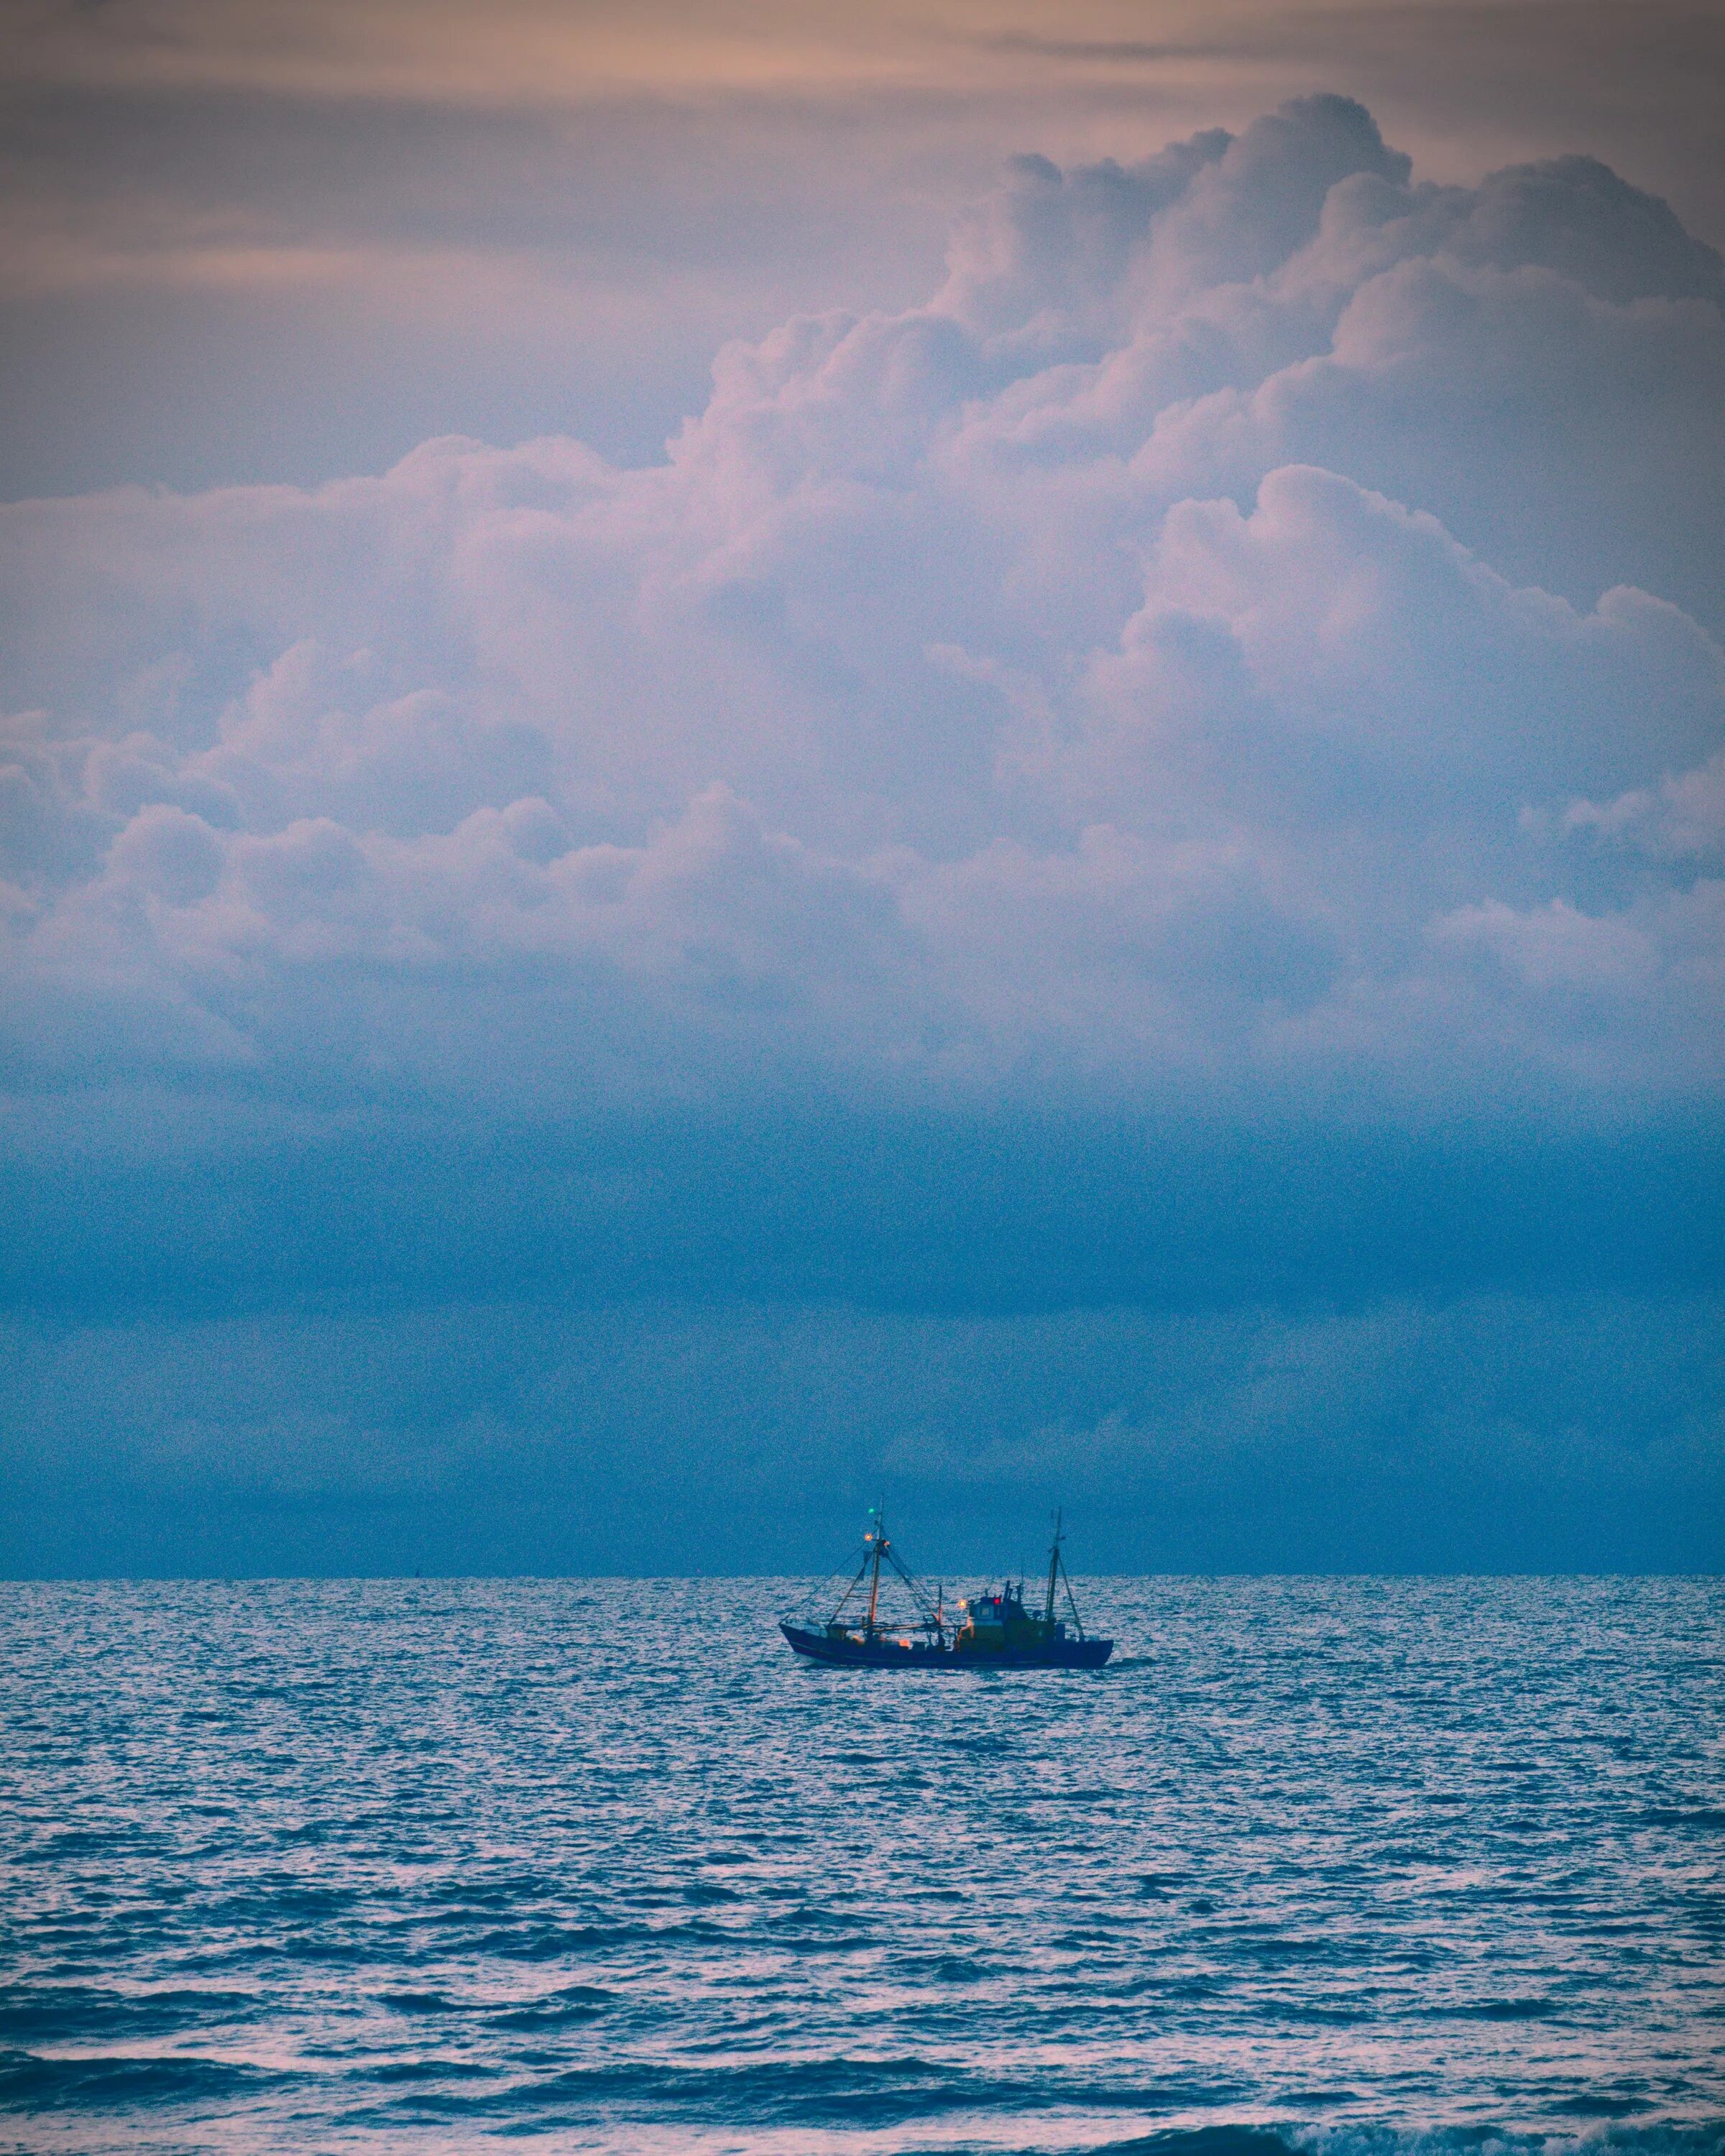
[2,1576,1721,2156]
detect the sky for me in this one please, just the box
[1,0,1721,1577]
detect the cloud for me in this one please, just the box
[3,1286,1719,1575]
[1559,748,1725,861]
[2,96,1721,1144]
[5,77,1723,1576]
[6,0,1723,516]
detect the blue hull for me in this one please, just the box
[781,1621,1113,1671]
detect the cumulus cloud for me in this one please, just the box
[2,94,1721,1130]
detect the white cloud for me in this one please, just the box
[1560,748,1725,861]
[1,97,1721,1124]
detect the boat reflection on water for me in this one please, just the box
[780,1508,1113,1671]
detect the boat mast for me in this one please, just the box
[1044,1508,1064,1623]
[865,1502,886,1638]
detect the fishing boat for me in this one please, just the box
[780,1508,1112,1670]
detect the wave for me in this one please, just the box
[0,2047,272,2109]
[0,1988,259,2042]
[1095,2129,1725,2156]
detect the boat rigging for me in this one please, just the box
[780,1506,1113,1670]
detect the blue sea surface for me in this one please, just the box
[2,1576,1721,2156]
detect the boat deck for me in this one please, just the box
[781,1621,1113,1670]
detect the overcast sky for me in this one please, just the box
[1,1,1721,1576]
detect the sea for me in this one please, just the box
[2,1575,1721,2156]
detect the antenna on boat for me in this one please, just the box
[1044,1507,1064,1623]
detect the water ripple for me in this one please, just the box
[1,1576,1721,2155]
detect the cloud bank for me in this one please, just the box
[5,0,1721,503]
[4,96,1721,1139]
[3,96,1721,1570]
[6,1287,1720,1577]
